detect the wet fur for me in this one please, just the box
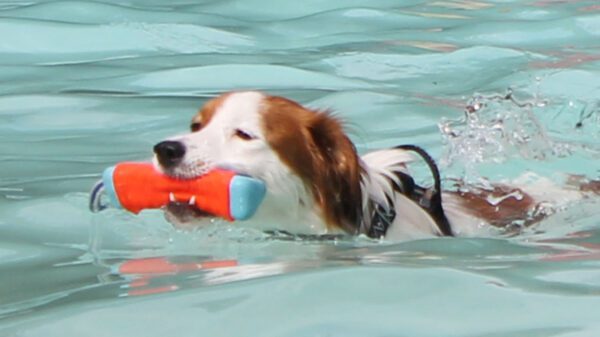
[155,91,598,240]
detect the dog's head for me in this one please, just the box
[154,91,363,234]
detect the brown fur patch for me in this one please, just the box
[567,175,600,195]
[580,180,600,194]
[260,95,363,233]
[451,185,538,227]
[190,93,233,130]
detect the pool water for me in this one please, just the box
[1,0,600,336]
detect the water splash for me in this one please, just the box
[438,89,579,183]
[551,98,600,150]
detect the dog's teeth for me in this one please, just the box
[188,196,196,205]
[169,192,176,202]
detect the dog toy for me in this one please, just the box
[89,162,266,221]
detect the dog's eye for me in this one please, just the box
[234,129,255,141]
[190,122,202,132]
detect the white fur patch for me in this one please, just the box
[360,148,444,239]
[360,148,413,209]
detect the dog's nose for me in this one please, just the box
[154,140,186,168]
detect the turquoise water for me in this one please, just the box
[1,0,600,335]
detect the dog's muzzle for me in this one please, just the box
[154,140,186,169]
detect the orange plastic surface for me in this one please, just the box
[111,162,236,220]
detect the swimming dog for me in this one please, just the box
[153,91,599,240]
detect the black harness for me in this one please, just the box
[367,203,396,239]
[366,145,453,239]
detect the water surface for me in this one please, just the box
[1,1,599,336]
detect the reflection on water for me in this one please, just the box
[4,224,600,321]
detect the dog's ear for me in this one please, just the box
[308,112,363,233]
[308,112,356,173]
[261,96,363,233]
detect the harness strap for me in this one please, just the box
[365,145,453,238]
[393,145,453,237]
[367,203,397,239]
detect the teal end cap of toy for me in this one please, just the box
[229,176,266,220]
[102,166,123,209]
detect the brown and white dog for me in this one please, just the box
[153,91,599,241]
